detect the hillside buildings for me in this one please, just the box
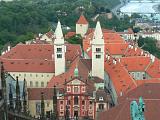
[1,15,160,120]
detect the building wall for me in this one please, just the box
[130,71,150,80]
[28,100,53,118]
[54,44,65,76]
[9,72,54,88]
[92,44,104,79]
[76,24,88,37]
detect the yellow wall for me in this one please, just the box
[28,100,53,118]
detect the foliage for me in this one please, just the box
[138,37,160,58]
[66,34,82,46]
[0,0,134,52]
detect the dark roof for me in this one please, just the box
[98,83,160,120]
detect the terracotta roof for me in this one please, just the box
[146,58,160,78]
[120,56,151,72]
[28,88,53,100]
[98,83,160,120]
[105,43,128,55]
[65,32,76,39]
[104,56,137,96]
[76,15,88,24]
[0,43,82,73]
[47,57,91,88]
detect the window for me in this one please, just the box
[35,81,39,87]
[13,74,15,76]
[19,74,21,76]
[68,100,70,105]
[82,87,85,92]
[60,111,64,115]
[30,74,32,77]
[67,87,71,92]
[57,48,62,52]
[74,86,79,93]
[41,82,44,87]
[41,74,43,77]
[47,102,50,107]
[82,100,85,105]
[60,106,63,110]
[96,55,101,59]
[60,101,63,104]
[74,96,78,105]
[36,74,38,77]
[99,104,104,110]
[24,74,26,77]
[57,54,62,58]
[96,48,101,52]
[89,101,92,105]
[47,74,49,77]
[30,81,33,87]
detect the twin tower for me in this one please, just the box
[54,19,104,79]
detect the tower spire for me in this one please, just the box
[92,21,104,44]
[94,21,103,38]
[15,76,21,112]
[23,78,27,113]
[9,84,14,110]
[54,21,64,42]
[91,21,104,79]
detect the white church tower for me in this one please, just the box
[92,21,104,79]
[54,21,65,76]
[76,15,89,37]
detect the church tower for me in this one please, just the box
[91,21,104,79]
[54,21,65,76]
[76,15,89,37]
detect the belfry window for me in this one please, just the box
[57,48,62,52]
[57,54,62,58]
[96,48,101,52]
[96,55,101,59]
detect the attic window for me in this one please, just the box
[28,49,31,51]
[11,62,14,64]
[25,62,29,65]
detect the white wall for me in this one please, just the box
[76,24,88,37]
[9,72,54,88]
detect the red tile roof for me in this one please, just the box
[146,58,160,78]
[105,43,128,55]
[120,56,151,72]
[98,83,160,120]
[47,57,91,88]
[65,32,76,39]
[0,43,82,73]
[76,15,88,24]
[104,56,137,96]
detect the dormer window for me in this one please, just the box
[99,97,104,101]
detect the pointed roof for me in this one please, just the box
[94,21,103,39]
[76,15,88,24]
[55,21,63,39]
[92,21,104,44]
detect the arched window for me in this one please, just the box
[74,96,78,105]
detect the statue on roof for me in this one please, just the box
[130,97,145,120]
